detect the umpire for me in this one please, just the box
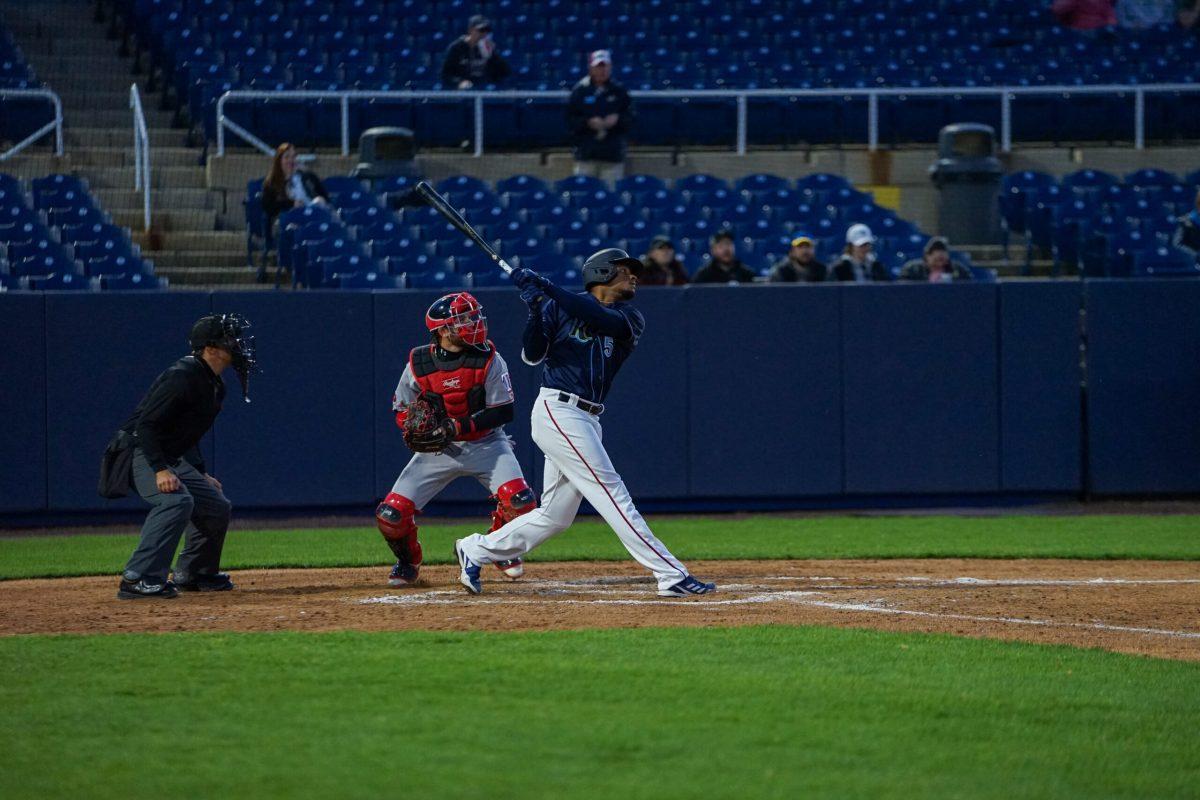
[104,314,259,600]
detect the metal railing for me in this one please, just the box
[0,88,64,161]
[216,84,1200,158]
[130,83,151,231]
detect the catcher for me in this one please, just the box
[378,291,536,586]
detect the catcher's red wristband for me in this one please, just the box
[394,409,408,429]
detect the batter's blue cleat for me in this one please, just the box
[453,539,482,594]
[658,575,717,598]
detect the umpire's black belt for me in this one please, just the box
[557,392,604,416]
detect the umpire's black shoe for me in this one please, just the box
[117,579,180,600]
[174,572,235,592]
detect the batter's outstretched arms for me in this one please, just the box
[511,268,635,339]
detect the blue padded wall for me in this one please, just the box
[210,292,375,507]
[686,285,844,497]
[999,281,1082,491]
[1086,280,1200,493]
[43,292,214,511]
[602,288,689,498]
[0,294,47,512]
[841,284,1000,493]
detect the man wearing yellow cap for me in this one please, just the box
[769,234,827,282]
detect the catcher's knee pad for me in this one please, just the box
[376,493,422,566]
[489,478,537,531]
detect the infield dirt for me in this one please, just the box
[2,558,1197,661]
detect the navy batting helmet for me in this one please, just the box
[581,248,641,289]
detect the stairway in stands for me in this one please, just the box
[0,0,255,287]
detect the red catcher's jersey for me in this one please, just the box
[408,342,495,442]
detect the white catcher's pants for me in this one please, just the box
[458,387,689,590]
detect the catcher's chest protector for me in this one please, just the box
[410,343,494,441]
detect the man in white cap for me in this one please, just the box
[831,223,890,282]
[566,49,632,183]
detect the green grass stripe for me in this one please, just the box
[1,515,1198,580]
[1,626,1197,799]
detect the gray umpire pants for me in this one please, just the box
[123,448,232,584]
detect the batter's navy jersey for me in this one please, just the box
[528,296,645,404]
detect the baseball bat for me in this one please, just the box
[414,181,513,274]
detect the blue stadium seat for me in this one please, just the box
[405,270,468,289]
[555,175,608,199]
[75,238,138,264]
[436,175,490,195]
[86,254,148,278]
[465,268,510,288]
[26,271,94,291]
[99,272,163,290]
[496,174,550,195]
[319,253,376,287]
[339,205,390,228]
[734,174,788,194]
[338,270,404,289]
[1062,169,1119,193]
[16,252,81,279]
[615,174,667,195]
[1124,168,1179,189]
[675,174,729,194]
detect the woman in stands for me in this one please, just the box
[830,223,890,283]
[261,142,329,221]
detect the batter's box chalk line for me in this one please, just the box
[353,575,1200,640]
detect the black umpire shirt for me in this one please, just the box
[119,355,225,474]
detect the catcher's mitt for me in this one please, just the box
[403,396,455,453]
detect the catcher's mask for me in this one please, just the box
[189,313,260,403]
[426,292,487,346]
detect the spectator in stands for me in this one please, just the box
[1051,0,1117,30]
[638,235,689,285]
[899,236,973,282]
[830,224,889,282]
[261,142,328,222]
[768,234,827,283]
[692,229,756,284]
[567,50,632,183]
[441,14,511,89]
[1171,189,1200,262]
[1179,0,1200,29]
[1116,0,1176,27]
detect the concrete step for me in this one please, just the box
[28,54,138,74]
[110,207,217,232]
[81,166,209,190]
[37,74,146,95]
[94,187,217,212]
[56,90,144,111]
[71,147,201,170]
[136,230,245,252]
[65,126,191,149]
[152,251,250,270]
[66,108,176,129]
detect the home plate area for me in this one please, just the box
[2,559,1197,661]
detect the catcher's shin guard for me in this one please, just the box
[376,493,423,581]
[489,478,537,531]
[489,478,536,579]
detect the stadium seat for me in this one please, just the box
[496,174,550,195]
[26,271,95,291]
[100,272,163,290]
[85,255,148,278]
[675,174,729,194]
[405,270,468,289]
[338,270,405,289]
[1124,168,1179,189]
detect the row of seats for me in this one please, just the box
[1001,168,1200,278]
[0,174,165,292]
[0,20,55,148]
[245,171,986,289]
[111,0,1200,148]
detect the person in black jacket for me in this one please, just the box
[440,14,511,89]
[899,236,973,282]
[566,50,632,183]
[769,234,827,283]
[113,314,258,600]
[692,229,757,284]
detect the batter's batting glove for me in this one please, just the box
[519,284,545,308]
[510,267,549,291]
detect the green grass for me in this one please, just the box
[1,515,1198,580]
[1,626,1196,799]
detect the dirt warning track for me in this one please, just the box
[2,559,1198,661]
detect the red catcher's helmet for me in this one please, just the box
[425,291,488,346]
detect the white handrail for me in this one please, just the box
[215,84,1200,157]
[130,83,150,231]
[0,88,64,160]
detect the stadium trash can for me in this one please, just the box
[929,123,1003,245]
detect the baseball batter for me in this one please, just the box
[379,292,535,586]
[453,249,716,597]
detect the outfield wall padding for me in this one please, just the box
[2,280,1196,517]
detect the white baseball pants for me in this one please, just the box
[458,387,690,591]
